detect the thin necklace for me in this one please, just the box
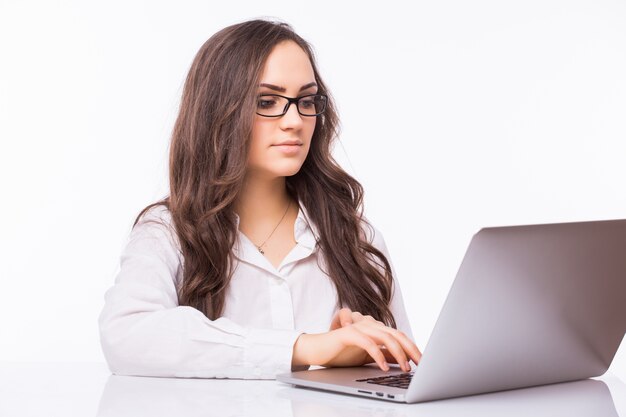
[256,199,291,254]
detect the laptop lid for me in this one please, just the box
[407,218,626,402]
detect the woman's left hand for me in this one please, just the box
[329,307,422,366]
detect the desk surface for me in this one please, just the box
[0,362,625,417]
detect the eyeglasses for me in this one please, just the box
[256,93,328,117]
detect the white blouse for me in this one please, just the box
[98,203,413,379]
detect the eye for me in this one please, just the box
[299,98,315,108]
[257,98,277,109]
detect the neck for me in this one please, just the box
[235,174,293,223]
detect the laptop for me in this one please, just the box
[277,218,626,403]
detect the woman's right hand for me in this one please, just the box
[291,313,421,372]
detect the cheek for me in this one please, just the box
[249,121,272,155]
[305,118,317,139]
[251,119,271,144]
[248,121,274,168]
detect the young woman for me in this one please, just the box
[98,18,422,379]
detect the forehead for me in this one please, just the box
[259,40,315,88]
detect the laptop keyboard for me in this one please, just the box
[356,372,414,389]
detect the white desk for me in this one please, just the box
[1,362,625,417]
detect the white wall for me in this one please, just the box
[0,0,624,381]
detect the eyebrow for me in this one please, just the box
[258,82,318,93]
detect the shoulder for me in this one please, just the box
[133,204,175,235]
[129,204,182,261]
[359,215,388,254]
[136,203,173,226]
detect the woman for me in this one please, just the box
[98,18,421,379]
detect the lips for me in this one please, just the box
[271,140,303,155]
[272,139,303,146]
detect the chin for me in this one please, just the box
[277,167,304,177]
[270,161,306,177]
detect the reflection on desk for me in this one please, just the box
[97,372,625,417]
[282,379,617,417]
[0,363,623,417]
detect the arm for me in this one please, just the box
[289,223,421,372]
[98,208,301,379]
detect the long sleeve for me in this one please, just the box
[98,208,302,379]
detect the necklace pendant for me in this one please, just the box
[254,200,290,257]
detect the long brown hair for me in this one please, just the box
[135,18,397,327]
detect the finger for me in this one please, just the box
[378,332,411,372]
[351,312,386,327]
[380,348,418,369]
[351,312,364,323]
[339,328,389,372]
[330,308,354,331]
[364,315,389,330]
[339,308,354,327]
[393,332,421,365]
[356,324,410,372]
[348,312,384,327]
[414,346,422,363]
[376,327,422,365]
[352,320,421,367]
[363,315,377,322]
[381,347,398,364]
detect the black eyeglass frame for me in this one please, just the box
[255,93,328,118]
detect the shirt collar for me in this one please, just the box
[232,198,320,251]
[294,201,320,250]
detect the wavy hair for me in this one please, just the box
[135,18,397,327]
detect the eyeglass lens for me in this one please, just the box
[256,94,327,117]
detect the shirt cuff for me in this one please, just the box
[244,328,304,379]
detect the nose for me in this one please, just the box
[279,101,304,130]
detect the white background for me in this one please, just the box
[0,0,624,381]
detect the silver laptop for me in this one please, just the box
[277,218,626,403]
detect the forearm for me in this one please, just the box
[100,303,302,378]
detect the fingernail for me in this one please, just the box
[405,361,411,371]
[383,362,389,371]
